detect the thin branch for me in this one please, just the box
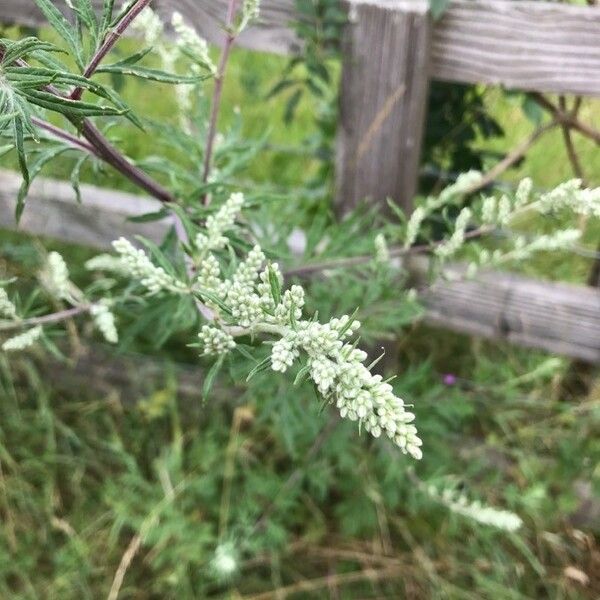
[79,119,175,203]
[0,305,90,332]
[71,0,152,100]
[241,565,400,600]
[107,533,143,600]
[462,120,558,196]
[7,51,177,204]
[201,0,239,205]
[31,117,98,155]
[558,96,586,185]
[530,93,600,145]
[284,226,494,278]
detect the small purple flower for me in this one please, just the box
[442,373,457,386]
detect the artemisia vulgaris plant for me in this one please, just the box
[2,0,600,467]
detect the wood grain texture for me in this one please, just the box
[416,259,600,363]
[157,0,300,54]
[2,0,599,95]
[0,0,104,27]
[0,170,171,250]
[2,170,599,363]
[431,0,600,96]
[335,0,431,213]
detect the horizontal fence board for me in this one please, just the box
[430,0,600,95]
[1,170,599,363]
[2,0,599,95]
[416,259,600,364]
[0,170,171,250]
[158,0,300,54]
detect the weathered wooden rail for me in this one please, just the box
[1,1,600,363]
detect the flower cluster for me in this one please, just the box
[112,238,187,295]
[404,206,425,249]
[2,325,42,352]
[171,11,216,75]
[0,287,17,320]
[198,325,236,355]
[42,252,72,301]
[374,233,390,264]
[426,484,522,532]
[185,195,422,458]
[435,207,472,259]
[130,4,164,47]
[130,5,215,123]
[90,302,118,344]
[537,179,600,217]
[195,192,245,253]
[85,253,129,275]
[239,0,261,31]
[210,542,238,579]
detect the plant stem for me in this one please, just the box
[0,306,90,331]
[71,0,152,100]
[7,52,176,204]
[31,117,98,155]
[201,0,239,204]
[284,226,495,277]
[530,92,600,145]
[78,119,175,203]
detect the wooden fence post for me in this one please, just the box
[336,0,431,215]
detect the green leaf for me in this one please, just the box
[266,78,298,100]
[203,355,225,401]
[0,144,14,158]
[127,209,171,223]
[97,64,206,85]
[267,263,282,305]
[0,37,61,65]
[293,364,310,386]
[521,96,543,126]
[101,0,116,33]
[196,290,232,316]
[18,144,73,212]
[15,88,125,117]
[34,0,84,69]
[73,0,98,40]
[110,0,138,28]
[135,236,179,277]
[284,89,303,124]
[246,356,271,382]
[70,153,89,203]
[101,47,153,67]
[337,307,359,338]
[429,0,451,20]
[13,117,29,205]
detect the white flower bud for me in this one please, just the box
[271,337,298,372]
[198,325,235,356]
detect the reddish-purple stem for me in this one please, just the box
[71,0,153,100]
[31,116,98,155]
[201,0,239,205]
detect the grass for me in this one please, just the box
[0,33,599,599]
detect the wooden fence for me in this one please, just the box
[1,0,600,363]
